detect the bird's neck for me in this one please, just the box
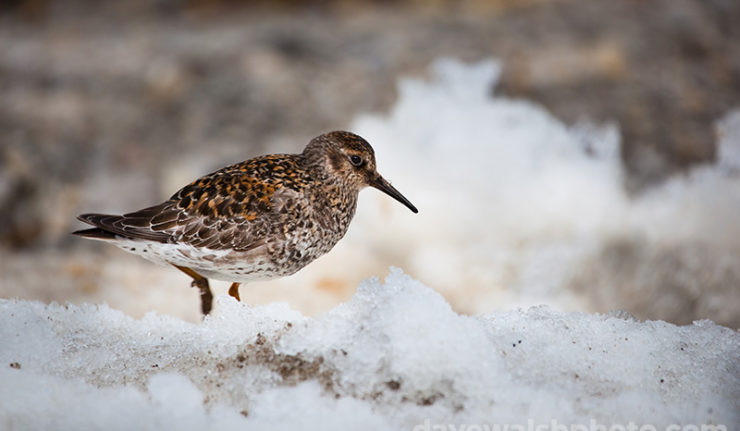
[299,145,359,232]
[303,169,358,235]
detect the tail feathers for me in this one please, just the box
[72,226,120,240]
[73,212,171,243]
[77,213,118,226]
[73,214,126,241]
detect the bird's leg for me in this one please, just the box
[172,264,213,315]
[228,282,241,302]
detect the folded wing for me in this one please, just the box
[74,164,304,252]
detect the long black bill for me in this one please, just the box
[371,175,418,213]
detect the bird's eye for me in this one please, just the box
[349,155,363,166]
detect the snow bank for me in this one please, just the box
[1,270,738,430]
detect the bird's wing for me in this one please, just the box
[74,186,303,252]
[75,156,309,252]
[160,160,307,251]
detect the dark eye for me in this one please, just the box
[349,155,363,166]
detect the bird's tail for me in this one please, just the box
[72,214,124,241]
[72,209,173,243]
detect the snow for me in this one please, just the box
[1,269,738,430]
[2,59,740,429]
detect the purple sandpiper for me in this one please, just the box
[74,131,418,315]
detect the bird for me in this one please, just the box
[73,131,418,315]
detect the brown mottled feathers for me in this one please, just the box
[75,154,311,251]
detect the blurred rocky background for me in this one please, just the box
[1,0,739,326]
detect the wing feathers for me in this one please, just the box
[75,207,174,243]
[74,155,309,250]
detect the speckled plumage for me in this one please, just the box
[74,131,418,315]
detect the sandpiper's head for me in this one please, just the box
[304,131,418,213]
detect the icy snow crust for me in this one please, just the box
[1,269,739,430]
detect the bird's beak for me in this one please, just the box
[371,174,418,213]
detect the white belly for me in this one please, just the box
[110,240,285,283]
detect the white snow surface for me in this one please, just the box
[1,269,738,430]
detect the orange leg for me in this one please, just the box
[172,264,213,315]
[228,282,241,302]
